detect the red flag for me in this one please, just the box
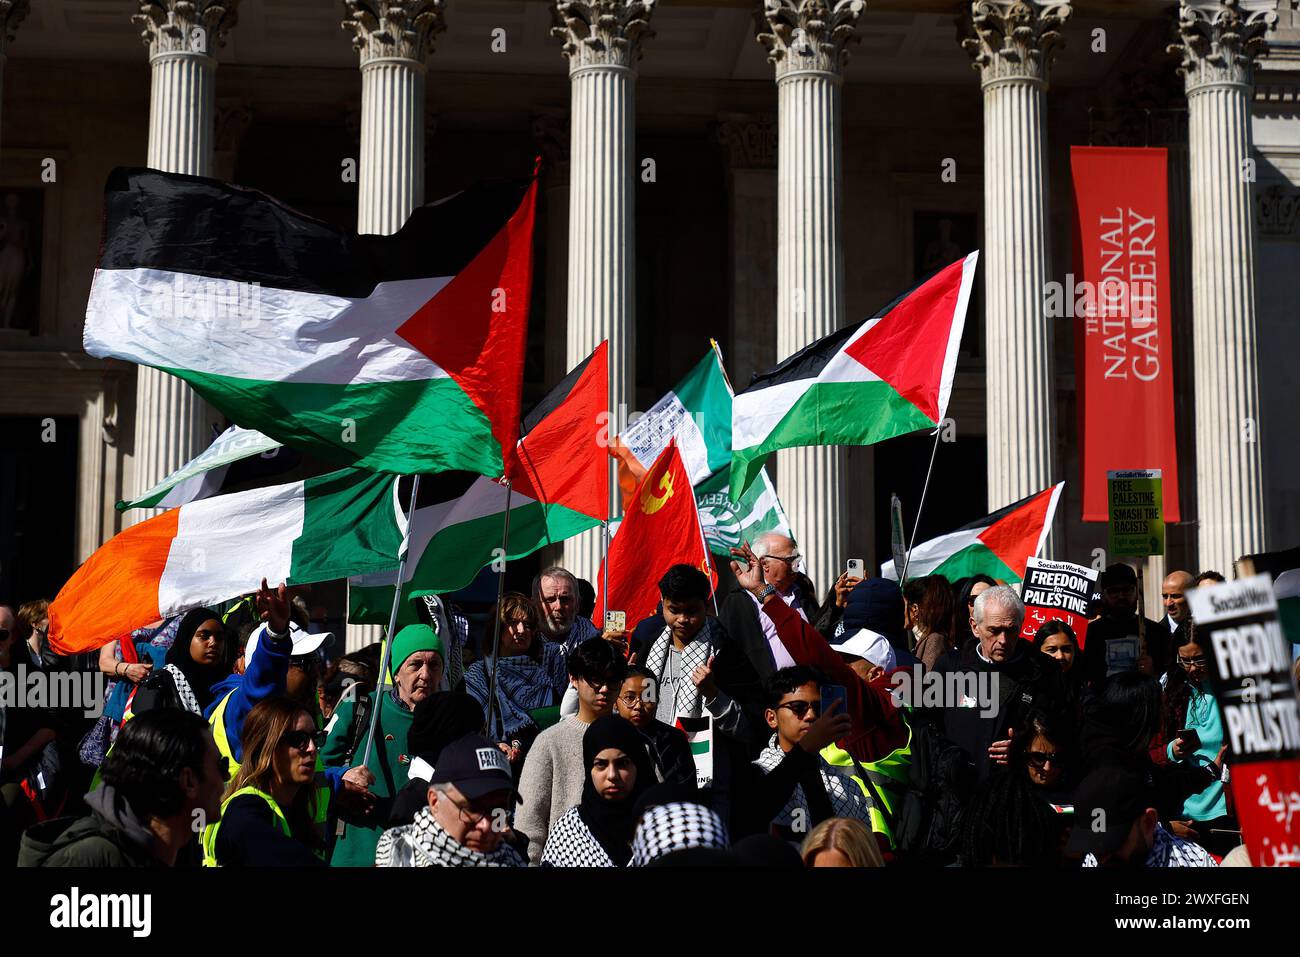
[593,442,715,627]
[1069,147,1180,522]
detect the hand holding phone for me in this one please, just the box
[846,559,865,579]
[820,684,848,721]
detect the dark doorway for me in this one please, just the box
[0,416,79,604]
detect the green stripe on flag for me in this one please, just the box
[689,739,710,755]
[286,469,404,583]
[929,543,1021,585]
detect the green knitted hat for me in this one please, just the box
[389,623,445,679]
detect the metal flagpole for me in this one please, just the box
[900,428,943,583]
[360,473,422,769]
[601,519,610,620]
[484,479,514,738]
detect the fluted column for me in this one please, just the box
[757,0,863,589]
[553,1,655,584]
[0,1,30,151]
[343,2,446,650]
[961,1,1069,536]
[343,1,445,234]
[128,1,239,528]
[1171,0,1273,574]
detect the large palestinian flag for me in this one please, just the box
[880,483,1064,584]
[349,344,610,624]
[85,168,536,477]
[730,252,978,499]
[50,468,403,654]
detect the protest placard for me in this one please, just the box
[1188,575,1300,866]
[1019,557,1098,650]
[1106,469,1164,557]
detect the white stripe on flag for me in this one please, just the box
[880,526,984,579]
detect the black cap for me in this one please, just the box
[1099,563,1138,589]
[1065,767,1154,859]
[428,734,515,801]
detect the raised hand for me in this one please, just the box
[798,699,854,754]
[255,577,292,635]
[729,541,765,594]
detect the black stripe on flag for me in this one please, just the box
[520,345,600,438]
[97,168,530,298]
[739,259,960,393]
[953,487,1047,534]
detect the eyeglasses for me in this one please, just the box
[447,793,508,828]
[580,674,618,692]
[761,553,801,566]
[1178,656,1208,669]
[775,700,819,719]
[281,730,326,753]
[1024,751,1060,769]
[618,692,654,709]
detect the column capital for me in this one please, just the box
[342,0,447,66]
[551,1,656,72]
[717,112,777,170]
[1169,0,1276,93]
[0,0,29,58]
[132,0,239,59]
[756,0,865,79]
[959,1,1071,88]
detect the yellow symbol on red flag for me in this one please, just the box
[640,469,675,515]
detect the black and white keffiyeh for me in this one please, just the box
[753,734,873,829]
[540,806,616,868]
[164,664,202,715]
[640,619,725,721]
[628,802,729,866]
[1082,823,1216,868]
[375,806,526,868]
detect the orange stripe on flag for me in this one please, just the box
[48,508,179,655]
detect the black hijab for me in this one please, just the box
[165,607,228,711]
[579,716,655,866]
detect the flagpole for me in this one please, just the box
[484,479,514,738]
[900,428,942,583]
[360,473,422,769]
[601,519,610,621]
[695,516,720,617]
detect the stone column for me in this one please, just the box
[756,0,864,589]
[961,1,1069,538]
[717,113,778,391]
[343,0,446,234]
[0,1,30,149]
[552,1,656,584]
[342,1,447,650]
[128,1,239,527]
[1170,0,1274,574]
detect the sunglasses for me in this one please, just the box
[775,700,819,719]
[281,730,326,753]
[289,654,321,673]
[1178,656,1209,669]
[1025,751,1061,769]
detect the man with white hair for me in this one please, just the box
[533,566,599,654]
[929,584,1064,780]
[719,533,818,682]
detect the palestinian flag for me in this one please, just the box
[881,483,1063,584]
[349,344,609,624]
[730,252,979,499]
[611,345,732,506]
[118,424,283,511]
[50,469,403,654]
[85,168,536,477]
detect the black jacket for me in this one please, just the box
[1081,613,1169,690]
[717,583,832,684]
[930,637,1065,780]
[638,719,698,788]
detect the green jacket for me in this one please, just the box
[19,782,164,869]
[320,689,415,867]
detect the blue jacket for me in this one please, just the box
[204,623,344,791]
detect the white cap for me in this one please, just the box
[828,627,897,671]
[244,620,333,665]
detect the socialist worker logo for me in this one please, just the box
[640,468,675,515]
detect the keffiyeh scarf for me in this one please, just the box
[753,734,873,829]
[463,643,568,739]
[639,619,726,721]
[375,806,526,867]
[540,806,616,868]
[165,664,202,715]
[629,802,729,866]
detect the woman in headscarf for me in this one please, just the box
[128,608,229,717]
[463,593,568,773]
[541,715,654,867]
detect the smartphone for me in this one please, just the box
[820,684,847,719]
[604,610,627,634]
[1176,728,1202,751]
[846,558,865,578]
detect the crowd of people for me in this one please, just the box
[2,534,1295,869]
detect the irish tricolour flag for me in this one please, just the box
[49,469,403,654]
[880,483,1064,584]
[85,168,536,477]
[730,252,978,499]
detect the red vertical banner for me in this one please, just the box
[1069,147,1180,522]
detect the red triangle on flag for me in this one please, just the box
[396,179,538,469]
[977,484,1062,581]
[843,255,970,423]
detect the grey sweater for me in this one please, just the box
[514,716,591,864]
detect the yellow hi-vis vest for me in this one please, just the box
[820,714,913,847]
[202,786,290,867]
[208,690,332,851]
